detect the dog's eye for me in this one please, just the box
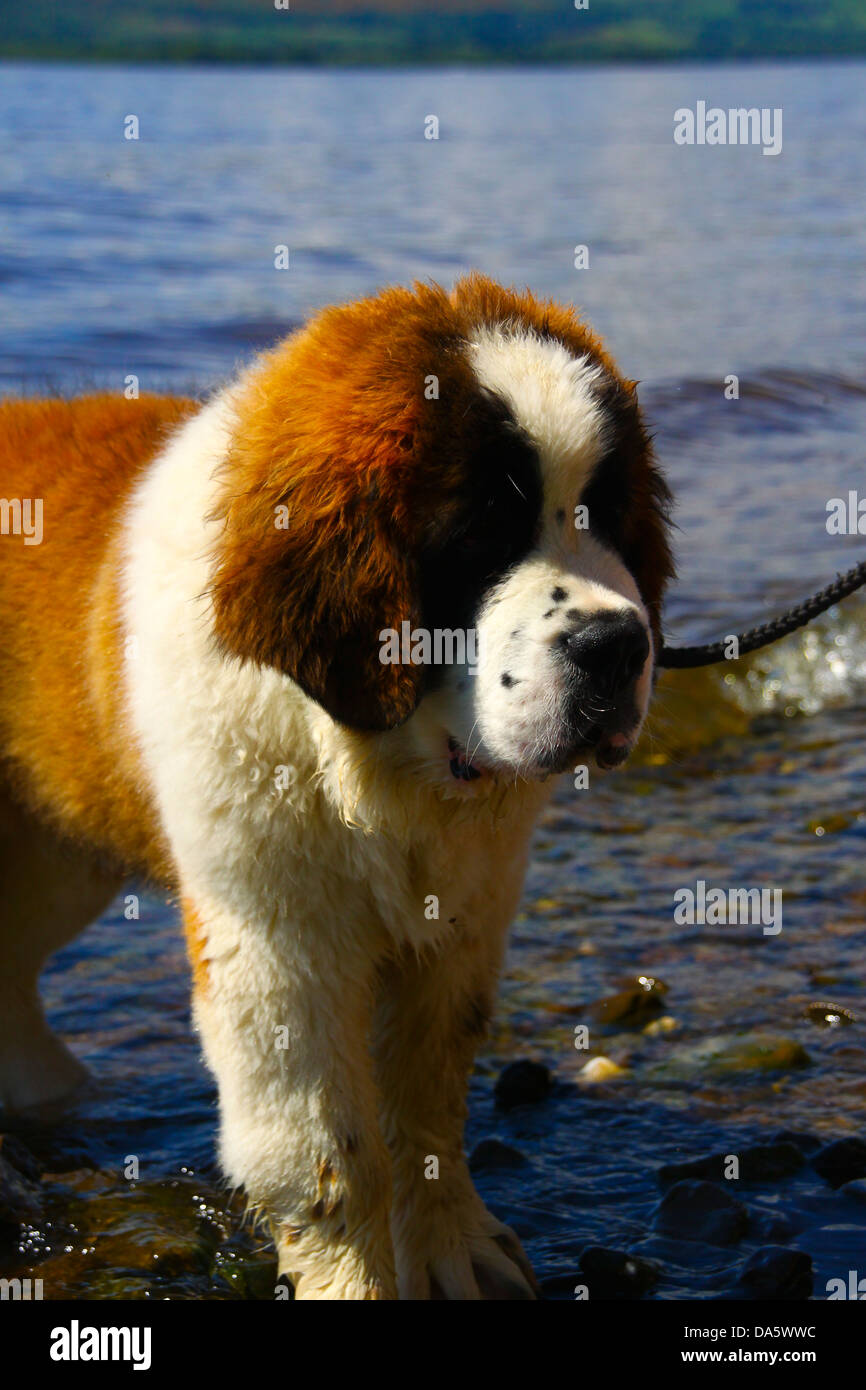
[461,531,484,551]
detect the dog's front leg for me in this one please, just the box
[372,928,539,1300]
[183,896,397,1300]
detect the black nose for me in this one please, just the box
[561,611,650,692]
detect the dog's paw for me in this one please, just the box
[395,1199,540,1300]
[273,1213,398,1300]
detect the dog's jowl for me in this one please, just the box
[0,275,673,1299]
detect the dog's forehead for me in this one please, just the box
[465,327,612,519]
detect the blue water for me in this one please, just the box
[1,60,865,1299]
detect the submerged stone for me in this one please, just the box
[588,976,668,1027]
[805,1001,856,1027]
[656,1033,811,1078]
[0,1149,42,1232]
[659,1142,804,1187]
[493,1060,552,1110]
[812,1137,866,1189]
[578,1246,660,1298]
[579,1056,627,1083]
[469,1139,528,1172]
[735,1246,813,1299]
[653,1179,749,1246]
[771,1130,822,1155]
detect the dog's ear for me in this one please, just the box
[209,285,472,731]
[208,326,433,732]
[211,478,424,732]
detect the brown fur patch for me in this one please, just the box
[314,1157,343,1218]
[281,1223,307,1245]
[181,898,210,994]
[0,393,195,882]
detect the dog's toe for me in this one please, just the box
[469,1230,538,1300]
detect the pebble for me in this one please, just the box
[579,1056,626,1083]
[805,1002,856,1027]
[653,1179,749,1246]
[658,1141,804,1187]
[468,1139,528,1172]
[751,1209,798,1243]
[0,1134,42,1183]
[734,1246,813,1300]
[493,1060,552,1110]
[578,1246,660,1299]
[652,1033,811,1080]
[589,976,668,1027]
[0,1151,43,1232]
[771,1130,822,1155]
[643,1015,678,1037]
[704,1034,811,1074]
[811,1137,866,1189]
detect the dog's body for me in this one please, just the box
[0,276,672,1298]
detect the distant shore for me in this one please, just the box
[3,2,866,66]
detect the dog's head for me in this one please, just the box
[211,274,674,783]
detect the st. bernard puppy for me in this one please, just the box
[0,275,673,1299]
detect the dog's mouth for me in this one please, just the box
[535,723,637,775]
[593,729,632,771]
[446,723,635,782]
[446,736,483,782]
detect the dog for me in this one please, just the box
[0,274,673,1299]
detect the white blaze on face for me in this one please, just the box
[467,326,610,521]
[457,327,653,777]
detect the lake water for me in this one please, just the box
[1,60,865,1300]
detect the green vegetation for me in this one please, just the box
[2,0,866,65]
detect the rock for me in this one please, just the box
[0,1134,42,1183]
[733,1142,805,1181]
[589,976,668,1027]
[839,1179,866,1204]
[643,1015,678,1037]
[579,1056,626,1083]
[752,1209,797,1243]
[213,1247,280,1299]
[469,1139,528,1173]
[0,1153,42,1232]
[805,1002,856,1027]
[658,1154,722,1186]
[735,1246,813,1300]
[657,1033,811,1079]
[706,1035,811,1073]
[771,1130,822,1155]
[812,1137,866,1189]
[653,1180,749,1246]
[578,1246,660,1299]
[493,1060,552,1110]
[659,1142,804,1188]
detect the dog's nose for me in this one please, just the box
[561,611,649,692]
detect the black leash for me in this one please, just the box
[658,558,866,670]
